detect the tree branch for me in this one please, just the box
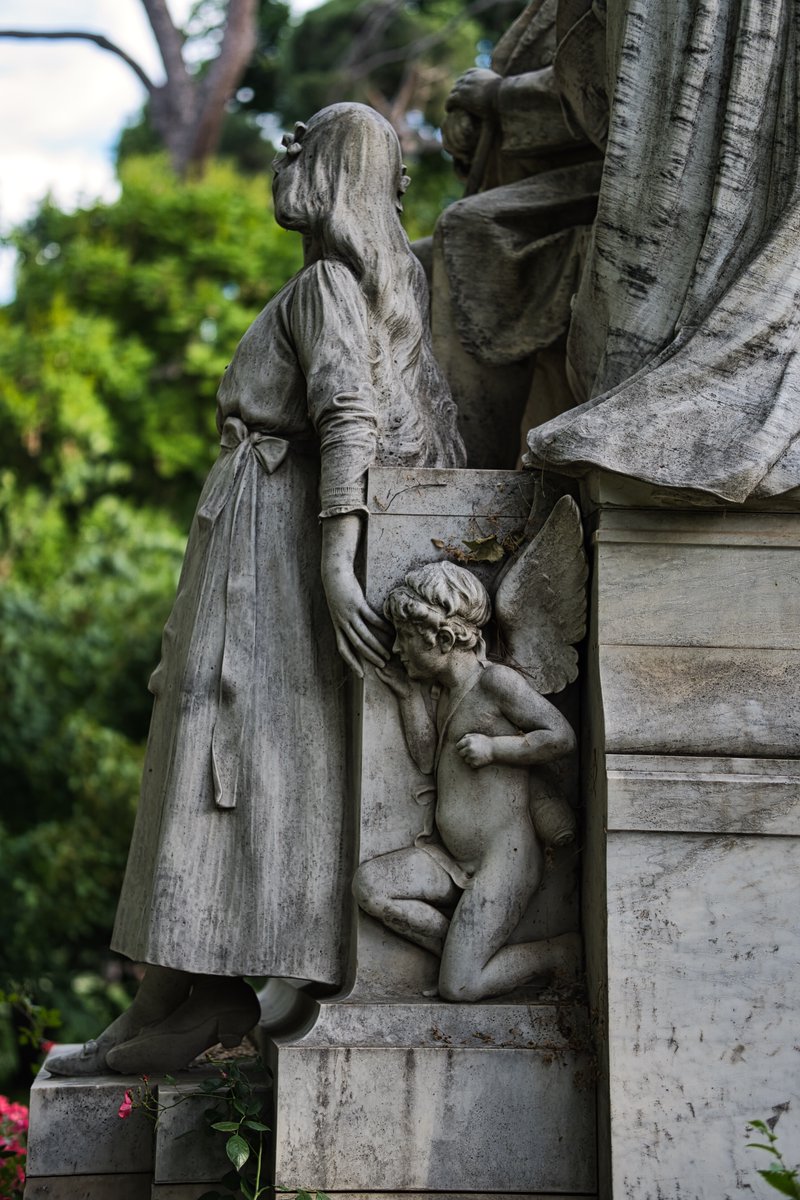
[139,0,187,83]
[198,0,258,110]
[0,29,155,92]
[348,0,501,80]
[190,0,259,172]
[340,0,406,73]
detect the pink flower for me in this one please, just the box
[40,1041,55,1055]
[117,1091,133,1120]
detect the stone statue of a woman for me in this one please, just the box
[48,102,466,1077]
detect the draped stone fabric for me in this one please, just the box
[525,0,800,501]
[436,0,603,368]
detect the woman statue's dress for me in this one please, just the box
[111,258,464,985]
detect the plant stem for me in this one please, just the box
[254,1134,263,1200]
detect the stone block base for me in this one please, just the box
[25,1053,269,1199]
[24,1176,151,1200]
[267,1000,596,1195]
[585,499,800,1198]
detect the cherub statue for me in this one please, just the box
[354,496,587,1002]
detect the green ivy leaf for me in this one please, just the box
[211,1121,240,1132]
[239,1181,255,1200]
[225,1134,250,1171]
[758,1170,800,1198]
[243,1120,270,1132]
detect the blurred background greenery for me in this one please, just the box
[0,0,523,1094]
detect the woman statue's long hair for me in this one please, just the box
[288,102,466,468]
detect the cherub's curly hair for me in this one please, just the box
[385,561,491,652]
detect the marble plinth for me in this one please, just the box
[26,1060,154,1178]
[268,1000,596,1195]
[583,492,800,1199]
[25,1057,270,1198]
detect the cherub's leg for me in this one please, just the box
[353,848,461,957]
[439,837,579,1002]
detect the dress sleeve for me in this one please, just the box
[289,260,378,519]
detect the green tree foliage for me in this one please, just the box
[0,159,302,1078]
[241,0,524,133]
[119,0,525,176]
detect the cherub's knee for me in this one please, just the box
[352,858,386,915]
[438,966,483,1004]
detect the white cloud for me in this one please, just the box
[0,0,321,302]
[0,0,192,299]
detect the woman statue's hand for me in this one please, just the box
[321,514,390,677]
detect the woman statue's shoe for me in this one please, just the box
[46,966,192,1077]
[45,1012,145,1077]
[105,977,260,1074]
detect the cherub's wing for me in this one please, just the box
[493,495,587,694]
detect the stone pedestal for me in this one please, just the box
[267,468,596,1198]
[583,477,800,1199]
[25,1056,269,1200]
[268,1000,595,1196]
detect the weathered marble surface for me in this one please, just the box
[26,1059,269,1193]
[27,1059,153,1177]
[269,1000,596,1195]
[605,832,800,1199]
[23,1177,151,1200]
[585,502,800,1199]
[593,508,800,760]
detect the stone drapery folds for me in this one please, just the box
[524,0,800,501]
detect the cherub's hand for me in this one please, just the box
[375,658,413,699]
[457,733,494,769]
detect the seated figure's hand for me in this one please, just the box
[441,108,481,164]
[456,732,494,769]
[445,68,502,119]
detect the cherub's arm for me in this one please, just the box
[457,664,575,770]
[376,661,437,775]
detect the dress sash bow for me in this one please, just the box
[203,415,293,811]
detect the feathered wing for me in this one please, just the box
[493,494,588,694]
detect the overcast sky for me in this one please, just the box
[0,0,321,300]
